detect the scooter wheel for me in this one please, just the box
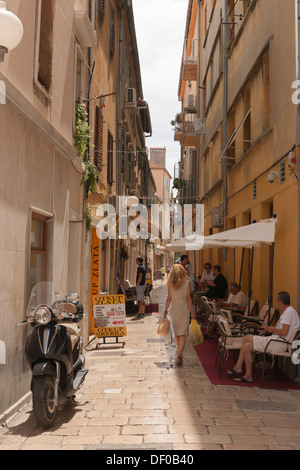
[32,376,58,428]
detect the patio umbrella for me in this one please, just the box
[205,218,277,245]
[165,235,260,252]
[205,218,277,324]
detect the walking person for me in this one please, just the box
[163,264,196,365]
[166,265,170,278]
[136,257,146,319]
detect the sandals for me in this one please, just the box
[232,376,253,384]
[176,356,183,365]
[226,368,243,376]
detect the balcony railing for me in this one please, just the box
[179,179,197,205]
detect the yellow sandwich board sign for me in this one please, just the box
[93,294,127,338]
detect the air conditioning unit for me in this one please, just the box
[212,207,224,228]
[194,118,206,135]
[125,88,137,108]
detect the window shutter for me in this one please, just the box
[109,6,116,59]
[38,0,53,91]
[98,0,106,26]
[107,130,114,185]
[121,125,126,173]
[94,106,104,171]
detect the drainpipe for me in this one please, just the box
[196,0,201,203]
[296,0,300,313]
[115,0,127,293]
[222,0,228,267]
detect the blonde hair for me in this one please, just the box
[167,264,189,291]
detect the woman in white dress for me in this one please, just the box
[163,264,196,365]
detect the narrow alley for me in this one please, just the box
[1,282,300,451]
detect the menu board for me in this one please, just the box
[93,294,127,338]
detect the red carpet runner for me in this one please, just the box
[194,339,300,389]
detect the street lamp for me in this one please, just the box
[0,1,23,62]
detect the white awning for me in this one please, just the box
[166,218,277,252]
[166,235,261,252]
[205,218,277,245]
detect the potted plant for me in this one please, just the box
[171,113,183,132]
[173,178,185,191]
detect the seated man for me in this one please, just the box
[227,282,248,308]
[227,291,300,383]
[206,265,228,300]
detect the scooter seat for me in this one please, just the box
[63,323,79,350]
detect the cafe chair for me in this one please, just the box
[219,309,243,335]
[204,300,219,337]
[241,305,276,335]
[194,294,208,320]
[260,328,300,386]
[215,316,244,377]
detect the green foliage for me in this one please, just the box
[81,159,99,194]
[74,102,92,157]
[85,206,92,233]
[173,178,185,190]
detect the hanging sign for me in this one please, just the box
[93,294,126,338]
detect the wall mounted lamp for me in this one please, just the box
[0,1,23,62]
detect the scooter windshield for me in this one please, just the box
[26,282,61,318]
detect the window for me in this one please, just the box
[107,129,114,185]
[121,124,127,174]
[227,0,235,47]
[262,48,270,129]
[35,0,53,93]
[30,213,48,292]
[109,4,116,59]
[243,86,251,151]
[98,0,106,27]
[94,106,104,171]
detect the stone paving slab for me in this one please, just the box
[1,282,300,450]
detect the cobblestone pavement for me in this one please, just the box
[2,280,300,450]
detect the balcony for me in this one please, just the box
[174,128,183,142]
[182,117,197,147]
[171,113,183,142]
[182,39,197,81]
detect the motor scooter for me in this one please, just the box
[24,282,88,428]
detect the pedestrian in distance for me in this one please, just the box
[136,257,146,319]
[163,264,196,365]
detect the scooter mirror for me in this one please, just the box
[66,293,80,302]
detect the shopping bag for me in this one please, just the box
[164,329,172,345]
[157,317,170,336]
[189,319,204,346]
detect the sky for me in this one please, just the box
[132,0,188,180]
